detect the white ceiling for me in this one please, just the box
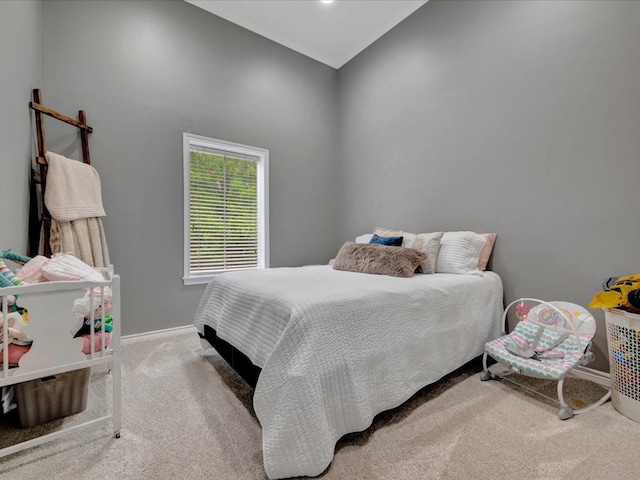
[185,0,428,69]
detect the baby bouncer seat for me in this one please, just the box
[481,298,611,419]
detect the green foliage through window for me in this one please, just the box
[189,149,258,273]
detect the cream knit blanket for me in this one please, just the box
[44,151,106,222]
[39,218,110,268]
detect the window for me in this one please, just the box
[183,133,269,285]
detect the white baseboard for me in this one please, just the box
[569,366,611,388]
[122,325,196,343]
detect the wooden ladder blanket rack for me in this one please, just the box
[29,89,93,258]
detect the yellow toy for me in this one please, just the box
[589,274,640,313]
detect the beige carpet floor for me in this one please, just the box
[0,328,639,480]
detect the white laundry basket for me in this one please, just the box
[605,308,640,422]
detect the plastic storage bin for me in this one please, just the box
[14,367,91,428]
[605,308,640,422]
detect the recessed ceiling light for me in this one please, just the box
[321,0,334,4]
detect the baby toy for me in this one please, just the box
[0,260,26,288]
[589,274,640,313]
[0,309,31,349]
[0,250,31,266]
[515,301,530,321]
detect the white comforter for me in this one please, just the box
[194,265,503,479]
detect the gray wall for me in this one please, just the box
[338,0,640,370]
[0,1,42,253]
[6,0,638,370]
[41,0,340,335]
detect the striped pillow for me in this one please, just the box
[435,231,487,275]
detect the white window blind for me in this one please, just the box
[183,134,268,284]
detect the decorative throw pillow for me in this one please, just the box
[369,234,403,246]
[333,242,426,278]
[477,233,497,271]
[329,233,376,264]
[355,233,374,244]
[436,231,487,275]
[374,227,444,274]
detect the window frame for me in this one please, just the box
[182,132,269,285]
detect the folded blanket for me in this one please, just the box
[41,253,105,282]
[44,151,106,221]
[15,255,49,283]
[39,218,110,268]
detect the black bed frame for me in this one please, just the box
[200,323,488,393]
[200,325,261,388]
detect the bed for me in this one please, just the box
[193,260,503,479]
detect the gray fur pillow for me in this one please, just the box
[332,242,427,278]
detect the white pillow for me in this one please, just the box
[355,233,374,243]
[436,231,487,275]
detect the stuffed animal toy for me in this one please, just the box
[0,310,31,348]
[589,274,640,313]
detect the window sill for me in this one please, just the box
[183,268,261,286]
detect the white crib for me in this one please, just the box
[0,269,121,456]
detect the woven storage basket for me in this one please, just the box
[14,367,91,428]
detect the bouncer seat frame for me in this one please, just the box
[481,298,611,419]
